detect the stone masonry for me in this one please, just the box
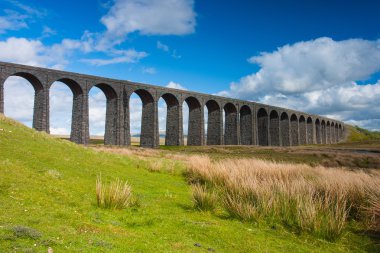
[0,61,345,148]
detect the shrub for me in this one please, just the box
[96,175,136,209]
[191,184,217,211]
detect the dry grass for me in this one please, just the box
[186,156,380,241]
[191,184,217,211]
[96,175,136,209]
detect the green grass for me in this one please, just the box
[346,125,380,142]
[0,115,378,252]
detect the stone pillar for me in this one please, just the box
[165,99,181,146]
[187,100,204,146]
[140,97,159,148]
[70,92,89,144]
[178,103,184,146]
[224,107,238,145]
[240,107,253,145]
[33,86,49,133]
[0,78,4,114]
[237,106,241,145]
[206,105,222,145]
[104,96,118,145]
[123,90,131,146]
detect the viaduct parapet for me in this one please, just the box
[0,61,345,147]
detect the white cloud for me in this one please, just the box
[220,37,380,130]
[157,41,169,52]
[0,10,28,33]
[82,49,148,66]
[166,81,187,90]
[142,67,156,74]
[101,0,196,42]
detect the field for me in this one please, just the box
[1,115,379,252]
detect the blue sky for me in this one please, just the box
[1,0,380,134]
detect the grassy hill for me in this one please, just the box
[0,115,378,252]
[346,125,380,142]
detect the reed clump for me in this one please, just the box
[96,175,137,209]
[186,156,380,241]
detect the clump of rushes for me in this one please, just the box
[186,156,380,241]
[96,175,137,209]
[191,183,217,211]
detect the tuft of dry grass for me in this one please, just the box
[191,184,217,211]
[96,175,137,209]
[186,156,380,241]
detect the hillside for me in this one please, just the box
[0,115,378,252]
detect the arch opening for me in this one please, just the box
[3,73,46,131]
[224,103,238,145]
[89,84,118,145]
[269,110,280,146]
[257,108,268,146]
[50,78,85,144]
[160,93,180,146]
[280,112,290,146]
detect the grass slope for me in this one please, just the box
[0,115,376,252]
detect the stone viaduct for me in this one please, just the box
[0,61,345,148]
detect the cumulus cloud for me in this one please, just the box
[82,49,148,66]
[166,81,187,90]
[101,0,196,42]
[220,37,380,130]
[157,41,169,52]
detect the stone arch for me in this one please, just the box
[290,114,299,146]
[3,72,47,131]
[132,89,157,147]
[257,108,268,146]
[315,119,321,144]
[224,103,238,145]
[161,93,180,146]
[205,100,221,145]
[90,83,118,145]
[240,105,252,145]
[184,96,203,146]
[280,112,290,146]
[50,78,86,144]
[326,121,331,144]
[307,117,313,144]
[269,110,280,146]
[299,115,306,145]
[321,120,326,144]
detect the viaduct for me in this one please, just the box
[0,61,345,148]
